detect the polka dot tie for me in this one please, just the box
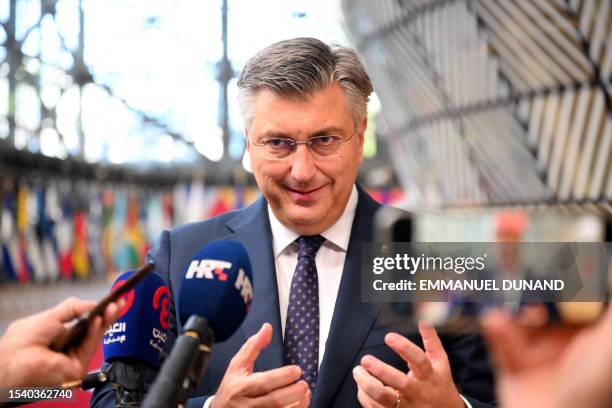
[284,235,325,392]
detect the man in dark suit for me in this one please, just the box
[92,37,495,408]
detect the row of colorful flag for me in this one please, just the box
[0,179,259,284]
[0,177,405,285]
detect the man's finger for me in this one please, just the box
[481,309,526,374]
[250,379,309,407]
[101,300,124,328]
[384,332,433,379]
[357,387,387,408]
[69,300,123,368]
[360,355,415,394]
[517,304,550,327]
[418,321,447,363]
[69,315,104,372]
[49,297,97,323]
[228,323,273,373]
[285,386,312,408]
[241,365,302,396]
[39,354,73,386]
[352,365,398,406]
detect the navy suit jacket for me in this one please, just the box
[91,186,496,407]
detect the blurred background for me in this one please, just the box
[0,0,610,403]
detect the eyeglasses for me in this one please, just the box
[250,130,356,160]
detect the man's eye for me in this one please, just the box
[313,136,335,145]
[266,139,293,148]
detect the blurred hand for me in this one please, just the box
[482,305,612,408]
[0,296,123,388]
[211,323,310,408]
[353,321,464,408]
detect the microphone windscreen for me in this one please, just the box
[103,270,170,367]
[178,240,253,342]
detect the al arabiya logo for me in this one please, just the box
[153,285,171,329]
[111,279,135,318]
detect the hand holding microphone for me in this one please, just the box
[0,297,123,388]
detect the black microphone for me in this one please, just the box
[61,370,110,390]
[144,240,253,408]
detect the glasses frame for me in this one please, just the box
[249,128,358,160]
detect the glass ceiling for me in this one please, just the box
[0,0,349,167]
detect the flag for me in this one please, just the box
[42,184,60,281]
[1,193,18,281]
[87,186,106,277]
[56,188,74,279]
[72,211,90,279]
[16,183,31,283]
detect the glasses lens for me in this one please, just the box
[263,138,294,159]
[310,135,343,157]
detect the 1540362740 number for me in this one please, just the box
[0,387,74,402]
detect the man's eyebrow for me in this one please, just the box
[311,126,345,136]
[259,126,347,139]
[259,130,292,139]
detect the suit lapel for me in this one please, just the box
[312,187,383,407]
[225,197,285,372]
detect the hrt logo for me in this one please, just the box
[184,259,231,281]
[234,268,253,309]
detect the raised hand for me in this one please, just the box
[353,321,464,408]
[211,323,311,408]
[482,306,612,408]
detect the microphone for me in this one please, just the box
[61,370,109,390]
[101,270,170,407]
[144,240,253,408]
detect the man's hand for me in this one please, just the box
[0,296,123,388]
[353,321,464,408]
[482,305,612,408]
[211,323,310,408]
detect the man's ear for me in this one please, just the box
[245,128,251,152]
[358,117,368,143]
[357,117,367,164]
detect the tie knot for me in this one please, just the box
[297,235,325,260]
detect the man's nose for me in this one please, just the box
[290,144,317,182]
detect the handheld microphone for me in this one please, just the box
[144,240,253,408]
[101,270,170,407]
[61,370,109,390]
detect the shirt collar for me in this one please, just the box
[268,184,358,257]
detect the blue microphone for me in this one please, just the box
[178,240,253,338]
[145,240,253,408]
[103,270,171,364]
[101,270,170,407]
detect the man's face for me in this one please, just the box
[246,83,366,236]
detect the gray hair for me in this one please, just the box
[237,37,373,127]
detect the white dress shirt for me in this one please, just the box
[269,184,358,366]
